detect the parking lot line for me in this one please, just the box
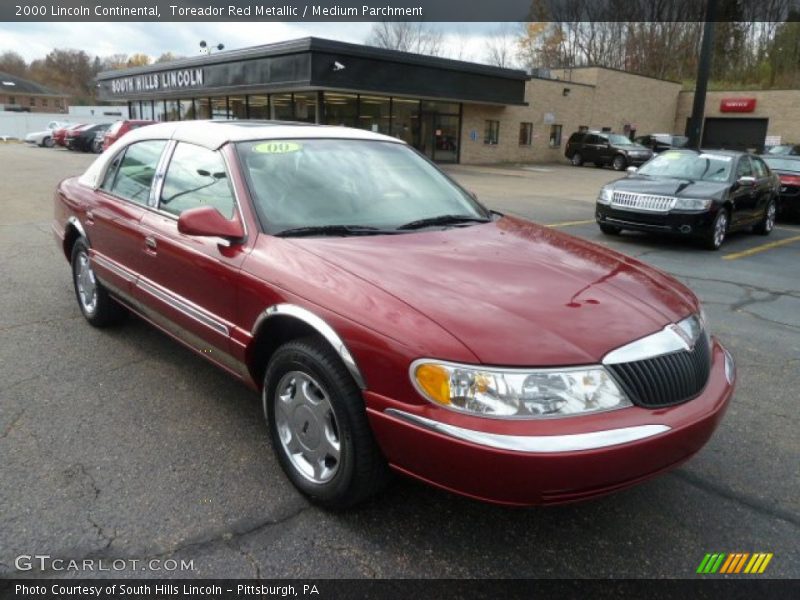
[722,234,800,260]
[546,219,596,228]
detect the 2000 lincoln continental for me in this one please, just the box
[53,121,735,507]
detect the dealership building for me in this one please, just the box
[96,37,800,164]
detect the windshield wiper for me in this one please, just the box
[396,214,490,230]
[275,224,402,238]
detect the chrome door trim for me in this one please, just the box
[384,408,670,453]
[137,279,229,336]
[252,303,366,389]
[91,253,136,283]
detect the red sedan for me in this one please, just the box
[53,123,85,147]
[53,122,735,508]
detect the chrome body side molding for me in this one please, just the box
[385,408,670,453]
[252,303,366,389]
[137,279,230,336]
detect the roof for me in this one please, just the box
[0,71,64,96]
[79,120,403,188]
[96,37,529,82]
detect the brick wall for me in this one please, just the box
[0,94,68,113]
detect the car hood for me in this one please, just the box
[287,216,698,366]
[611,175,729,198]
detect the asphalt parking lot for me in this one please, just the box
[1,144,798,579]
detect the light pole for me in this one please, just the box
[687,0,718,149]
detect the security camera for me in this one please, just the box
[333,61,346,71]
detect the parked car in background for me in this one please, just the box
[102,119,157,151]
[596,149,780,249]
[53,121,735,508]
[24,121,68,147]
[54,123,85,147]
[634,133,689,153]
[762,155,800,218]
[765,144,800,156]
[565,131,653,170]
[92,131,105,154]
[66,123,110,152]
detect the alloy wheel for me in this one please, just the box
[714,211,728,248]
[765,201,776,232]
[274,371,341,484]
[75,250,98,314]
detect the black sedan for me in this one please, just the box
[762,155,800,218]
[66,123,110,152]
[595,149,780,250]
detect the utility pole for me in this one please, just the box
[687,0,718,149]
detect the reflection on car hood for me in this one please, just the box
[611,175,729,198]
[288,216,698,366]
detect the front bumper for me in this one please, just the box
[626,155,652,166]
[366,340,734,506]
[596,204,717,236]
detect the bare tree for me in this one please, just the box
[366,22,444,56]
[484,25,521,68]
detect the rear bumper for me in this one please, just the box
[366,340,734,506]
[596,204,718,236]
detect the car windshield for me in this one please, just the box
[636,151,733,182]
[607,134,633,145]
[763,157,800,173]
[767,145,794,155]
[237,139,488,234]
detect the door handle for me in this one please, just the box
[85,210,94,225]
[144,236,157,252]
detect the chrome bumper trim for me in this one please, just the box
[384,408,670,453]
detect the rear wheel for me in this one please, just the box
[264,338,389,508]
[704,209,728,250]
[71,238,126,327]
[42,136,54,148]
[571,153,583,167]
[599,223,622,236]
[612,155,627,171]
[753,199,776,235]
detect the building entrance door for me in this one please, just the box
[419,112,460,163]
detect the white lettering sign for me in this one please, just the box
[109,68,204,95]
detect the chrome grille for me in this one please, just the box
[611,191,675,212]
[607,331,711,408]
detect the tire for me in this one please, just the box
[264,337,389,508]
[612,155,627,171]
[43,136,54,148]
[704,209,729,250]
[599,223,622,235]
[571,153,584,167]
[71,238,126,327]
[753,198,776,235]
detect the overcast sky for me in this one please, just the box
[0,22,512,64]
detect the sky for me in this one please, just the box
[0,22,515,65]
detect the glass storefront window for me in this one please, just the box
[271,93,293,120]
[358,95,390,134]
[140,100,154,121]
[179,99,194,120]
[211,97,228,119]
[324,93,357,127]
[165,100,180,121]
[293,92,317,123]
[129,102,138,119]
[229,96,247,119]
[248,95,269,119]
[154,100,167,122]
[194,98,211,119]
[391,98,420,146]
[422,100,459,114]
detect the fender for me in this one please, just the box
[252,303,366,389]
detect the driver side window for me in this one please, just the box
[736,157,753,178]
[159,143,235,219]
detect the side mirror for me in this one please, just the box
[737,175,756,187]
[626,166,638,174]
[177,206,244,241]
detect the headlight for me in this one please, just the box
[597,187,613,205]
[411,360,632,419]
[673,197,712,211]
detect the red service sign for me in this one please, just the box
[720,98,756,112]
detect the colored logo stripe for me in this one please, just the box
[698,553,773,574]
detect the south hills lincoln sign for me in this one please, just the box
[110,68,205,95]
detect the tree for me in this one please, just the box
[155,52,182,63]
[484,25,521,68]
[0,51,27,77]
[127,53,152,67]
[366,22,444,56]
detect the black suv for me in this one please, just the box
[565,131,653,170]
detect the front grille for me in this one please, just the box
[608,331,711,408]
[611,191,676,213]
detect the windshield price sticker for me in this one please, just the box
[253,142,302,154]
[699,153,732,161]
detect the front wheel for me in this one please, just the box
[43,136,54,148]
[264,338,389,508]
[704,209,729,250]
[612,155,627,171]
[71,238,126,327]
[753,199,776,235]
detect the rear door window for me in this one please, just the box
[751,157,768,179]
[104,140,167,205]
[736,156,754,178]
